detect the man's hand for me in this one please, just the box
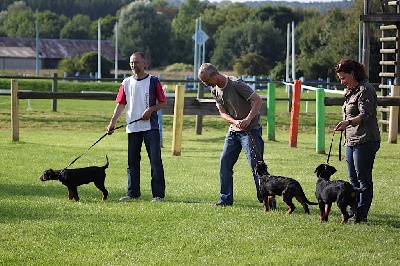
[106,124,115,135]
[237,118,250,130]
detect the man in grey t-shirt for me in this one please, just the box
[198,63,268,206]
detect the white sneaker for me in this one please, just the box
[152,197,164,202]
[119,196,138,201]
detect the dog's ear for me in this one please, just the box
[328,165,337,175]
[314,164,324,174]
[255,160,267,175]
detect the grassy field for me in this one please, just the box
[0,88,399,265]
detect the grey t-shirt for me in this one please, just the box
[211,76,261,132]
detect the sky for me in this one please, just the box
[280,0,343,1]
[214,0,344,2]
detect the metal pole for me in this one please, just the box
[35,21,40,77]
[291,21,296,80]
[286,23,292,112]
[362,0,370,75]
[193,19,199,87]
[98,19,102,80]
[359,22,362,62]
[286,23,290,83]
[114,22,118,80]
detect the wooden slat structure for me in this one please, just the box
[360,0,400,141]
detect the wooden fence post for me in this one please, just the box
[388,85,399,143]
[11,79,19,141]
[289,80,301,147]
[172,85,185,156]
[195,82,204,135]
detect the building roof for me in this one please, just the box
[0,46,37,58]
[0,37,120,61]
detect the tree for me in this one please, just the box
[200,3,253,63]
[211,20,285,70]
[153,0,178,21]
[58,56,82,75]
[80,52,113,76]
[118,1,171,67]
[60,14,93,39]
[295,9,352,80]
[0,2,34,37]
[254,5,308,33]
[1,9,35,37]
[90,15,117,41]
[270,61,286,81]
[170,0,208,64]
[35,10,68,39]
[295,1,382,82]
[233,53,269,76]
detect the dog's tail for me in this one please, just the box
[298,188,318,205]
[305,199,319,205]
[104,155,109,169]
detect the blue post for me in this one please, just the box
[158,109,163,148]
[267,83,276,141]
[251,76,256,91]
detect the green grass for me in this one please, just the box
[0,93,399,265]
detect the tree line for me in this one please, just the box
[0,0,385,82]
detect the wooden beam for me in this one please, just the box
[360,13,400,22]
[325,96,400,106]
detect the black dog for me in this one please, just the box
[40,155,109,201]
[255,161,318,214]
[314,164,368,224]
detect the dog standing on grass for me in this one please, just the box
[314,164,368,224]
[254,160,318,214]
[40,155,109,201]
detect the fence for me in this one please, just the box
[3,78,400,154]
[241,75,270,91]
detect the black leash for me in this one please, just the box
[245,130,264,162]
[326,130,343,164]
[62,118,142,171]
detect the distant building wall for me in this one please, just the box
[0,57,39,70]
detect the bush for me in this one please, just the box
[80,52,113,77]
[164,63,193,72]
[58,52,113,77]
[233,53,269,76]
[58,56,82,76]
[270,61,286,81]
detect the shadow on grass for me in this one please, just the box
[0,181,64,198]
[2,182,399,229]
[368,213,400,228]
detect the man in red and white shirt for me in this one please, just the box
[107,52,167,202]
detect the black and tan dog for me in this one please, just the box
[314,164,368,224]
[255,160,318,214]
[40,155,109,201]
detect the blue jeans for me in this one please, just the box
[346,141,380,219]
[218,128,264,205]
[126,129,165,198]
